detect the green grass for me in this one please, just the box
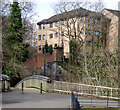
[82,107,120,110]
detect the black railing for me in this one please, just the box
[71,91,81,110]
[71,90,119,109]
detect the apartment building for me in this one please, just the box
[37,7,120,58]
[102,9,120,53]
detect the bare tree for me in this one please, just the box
[52,0,119,87]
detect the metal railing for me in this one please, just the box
[72,91,81,110]
[54,81,119,100]
[72,90,119,108]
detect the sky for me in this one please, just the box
[32,0,120,23]
[5,0,120,23]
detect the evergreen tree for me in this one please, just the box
[7,2,23,45]
[49,45,53,54]
[43,41,53,54]
[3,1,30,86]
[7,1,29,62]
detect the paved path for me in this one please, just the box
[2,88,70,109]
[2,88,119,109]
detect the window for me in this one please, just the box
[55,32,58,38]
[89,18,92,24]
[43,24,45,29]
[50,23,53,28]
[55,22,58,27]
[89,29,91,35]
[61,20,64,25]
[94,31,100,36]
[43,34,45,40]
[61,31,64,36]
[85,29,88,34]
[95,19,99,24]
[85,17,88,23]
[50,34,53,39]
[55,44,57,47]
[81,17,84,22]
[39,24,41,30]
[39,45,41,51]
[39,35,41,40]
[87,41,91,46]
[81,28,84,34]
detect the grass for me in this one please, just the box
[82,107,120,110]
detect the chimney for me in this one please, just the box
[118,1,120,11]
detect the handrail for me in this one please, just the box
[54,81,119,99]
[54,81,118,90]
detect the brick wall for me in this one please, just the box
[25,47,63,68]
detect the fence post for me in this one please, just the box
[107,91,109,107]
[22,82,24,93]
[111,88,112,98]
[67,82,69,91]
[71,91,74,110]
[40,83,42,94]
[118,90,120,108]
[96,87,98,96]
[91,90,93,107]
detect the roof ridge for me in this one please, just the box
[104,8,120,12]
[37,7,105,25]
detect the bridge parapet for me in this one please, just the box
[15,75,51,91]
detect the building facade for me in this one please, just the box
[102,9,120,53]
[37,8,120,58]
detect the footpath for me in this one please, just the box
[2,88,70,109]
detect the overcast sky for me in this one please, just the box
[31,0,120,23]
